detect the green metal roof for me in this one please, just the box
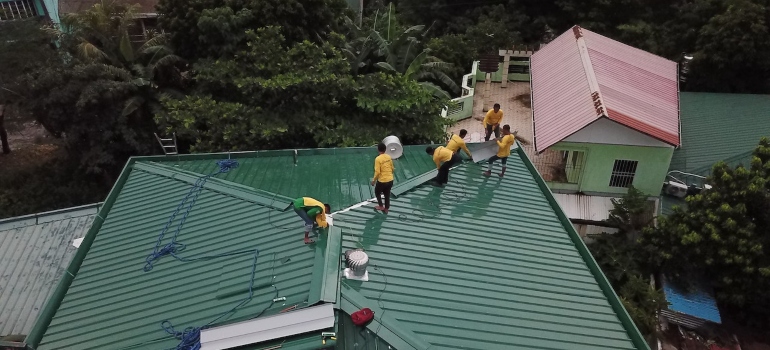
[156,146,437,211]
[0,204,99,340]
[29,145,648,350]
[333,148,645,350]
[35,164,340,350]
[670,92,770,173]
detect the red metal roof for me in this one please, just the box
[531,26,680,152]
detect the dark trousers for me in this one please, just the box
[374,181,393,208]
[484,124,500,141]
[294,207,314,232]
[437,153,461,184]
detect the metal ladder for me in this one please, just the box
[154,133,178,155]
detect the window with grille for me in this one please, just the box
[0,0,38,21]
[609,159,638,188]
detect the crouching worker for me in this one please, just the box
[293,197,331,244]
[446,129,472,159]
[483,124,515,178]
[426,145,460,186]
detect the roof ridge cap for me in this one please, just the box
[133,161,294,210]
[573,26,608,122]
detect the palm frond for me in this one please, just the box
[119,32,135,63]
[421,61,454,70]
[375,62,397,72]
[97,64,133,80]
[368,30,390,58]
[122,96,144,117]
[139,33,170,52]
[77,41,109,62]
[404,50,429,78]
[152,54,184,69]
[414,71,461,95]
[419,82,451,99]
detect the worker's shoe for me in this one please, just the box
[499,168,506,178]
[482,170,492,177]
[383,208,389,214]
[374,205,385,211]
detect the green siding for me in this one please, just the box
[335,152,644,350]
[37,165,331,350]
[555,142,674,195]
[671,92,770,173]
[166,146,436,211]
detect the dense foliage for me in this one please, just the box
[156,0,351,60]
[158,27,448,151]
[642,138,770,326]
[0,158,107,218]
[18,2,184,181]
[588,186,667,338]
[389,0,770,93]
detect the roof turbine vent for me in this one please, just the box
[344,249,370,281]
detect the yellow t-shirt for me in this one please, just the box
[432,146,454,169]
[483,109,504,128]
[373,153,395,183]
[446,134,471,157]
[496,134,515,157]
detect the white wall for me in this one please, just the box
[563,117,673,148]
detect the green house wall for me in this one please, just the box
[551,142,674,196]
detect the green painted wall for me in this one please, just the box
[554,142,674,195]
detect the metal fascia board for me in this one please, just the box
[514,146,651,350]
[200,303,334,350]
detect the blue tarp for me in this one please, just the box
[662,276,722,324]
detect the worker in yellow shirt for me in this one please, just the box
[446,129,472,159]
[371,143,395,213]
[293,197,330,244]
[483,103,504,141]
[426,145,460,185]
[483,124,515,177]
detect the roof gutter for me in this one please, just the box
[514,143,651,350]
[24,159,137,349]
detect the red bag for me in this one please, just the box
[351,308,375,326]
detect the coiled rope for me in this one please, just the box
[141,159,277,350]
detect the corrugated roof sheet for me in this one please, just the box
[670,92,770,173]
[164,146,436,211]
[531,25,680,151]
[0,204,98,338]
[334,150,645,350]
[37,167,338,350]
[32,145,649,350]
[583,29,679,146]
[530,27,596,152]
[662,277,721,324]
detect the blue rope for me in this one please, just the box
[141,160,277,350]
[144,159,239,272]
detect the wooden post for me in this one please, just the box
[500,49,513,88]
[482,73,492,112]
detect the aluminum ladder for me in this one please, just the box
[154,133,178,155]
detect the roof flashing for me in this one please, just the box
[199,303,335,350]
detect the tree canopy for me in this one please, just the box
[157,27,448,152]
[156,0,351,60]
[642,138,770,326]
